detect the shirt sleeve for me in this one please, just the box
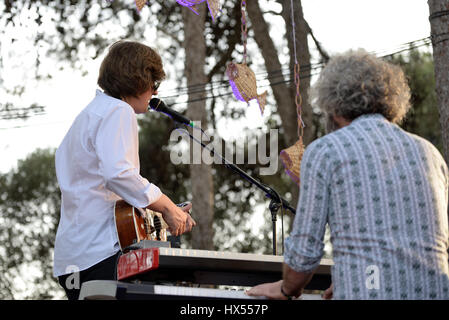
[284,140,330,272]
[95,104,162,208]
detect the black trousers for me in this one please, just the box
[58,251,121,300]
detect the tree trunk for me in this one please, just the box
[246,0,313,209]
[182,5,215,250]
[246,0,313,147]
[277,0,314,146]
[246,0,297,147]
[428,0,449,166]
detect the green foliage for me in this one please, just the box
[0,0,440,301]
[0,0,244,118]
[0,148,63,299]
[138,110,296,254]
[138,113,190,202]
[0,0,282,299]
[387,49,442,153]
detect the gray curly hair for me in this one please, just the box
[312,49,411,124]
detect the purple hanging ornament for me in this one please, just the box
[176,0,222,21]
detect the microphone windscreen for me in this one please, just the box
[149,98,165,110]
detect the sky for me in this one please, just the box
[0,0,432,173]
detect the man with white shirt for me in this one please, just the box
[53,40,196,300]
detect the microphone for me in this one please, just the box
[149,98,195,127]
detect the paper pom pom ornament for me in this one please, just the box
[226,62,267,115]
[176,0,222,21]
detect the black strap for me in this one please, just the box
[281,285,293,300]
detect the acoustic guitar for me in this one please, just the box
[114,200,168,251]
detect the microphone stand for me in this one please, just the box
[178,126,296,255]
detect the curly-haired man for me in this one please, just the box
[247,50,449,300]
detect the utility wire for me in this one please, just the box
[160,36,432,95]
[0,37,433,128]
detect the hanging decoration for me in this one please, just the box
[135,0,148,11]
[107,0,222,17]
[176,0,222,21]
[105,0,148,12]
[226,0,267,115]
[279,0,305,186]
[226,63,267,115]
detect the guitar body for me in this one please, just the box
[114,200,147,250]
[114,200,168,250]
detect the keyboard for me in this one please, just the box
[79,280,323,300]
[117,245,332,290]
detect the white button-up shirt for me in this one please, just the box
[53,90,162,277]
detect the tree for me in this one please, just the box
[2,1,442,299]
[0,148,63,299]
[245,0,315,213]
[428,0,449,165]
[246,0,315,147]
[388,49,442,153]
[181,5,215,250]
[0,0,319,298]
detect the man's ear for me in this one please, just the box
[333,115,351,129]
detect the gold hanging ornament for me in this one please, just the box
[280,137,304,186]
[279,2,305,186]
[176,0,222,21]
[135,0,147,11]
[226,63,267,115]
[226,0,266,115]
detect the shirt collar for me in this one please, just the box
[352,113,387,123]
[96,89,123,103]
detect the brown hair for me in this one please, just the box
[98,40,166,99]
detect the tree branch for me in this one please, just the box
[263,10,282,16]
[304,19,330,63]
[157,27,182,46]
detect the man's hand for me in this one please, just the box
[179,202,196,234]
[245,280,289,300]
[163,202,196,236]
[147,195,196,236]
[246,264,316,300]
[322,283,333,300]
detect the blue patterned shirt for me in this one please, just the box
[284,114,449,299]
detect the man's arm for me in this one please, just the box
[147,194,196,236]
[281,263,315,298]
[245,263,315,299]
[95,106,196,236]
[247,139,332,300]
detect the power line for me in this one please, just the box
[0,112,46,120]
[0,119,72,130]
[145,37,433,106]
[159,62,325,100]
[162,36,432,95]
[0,37,433,128]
